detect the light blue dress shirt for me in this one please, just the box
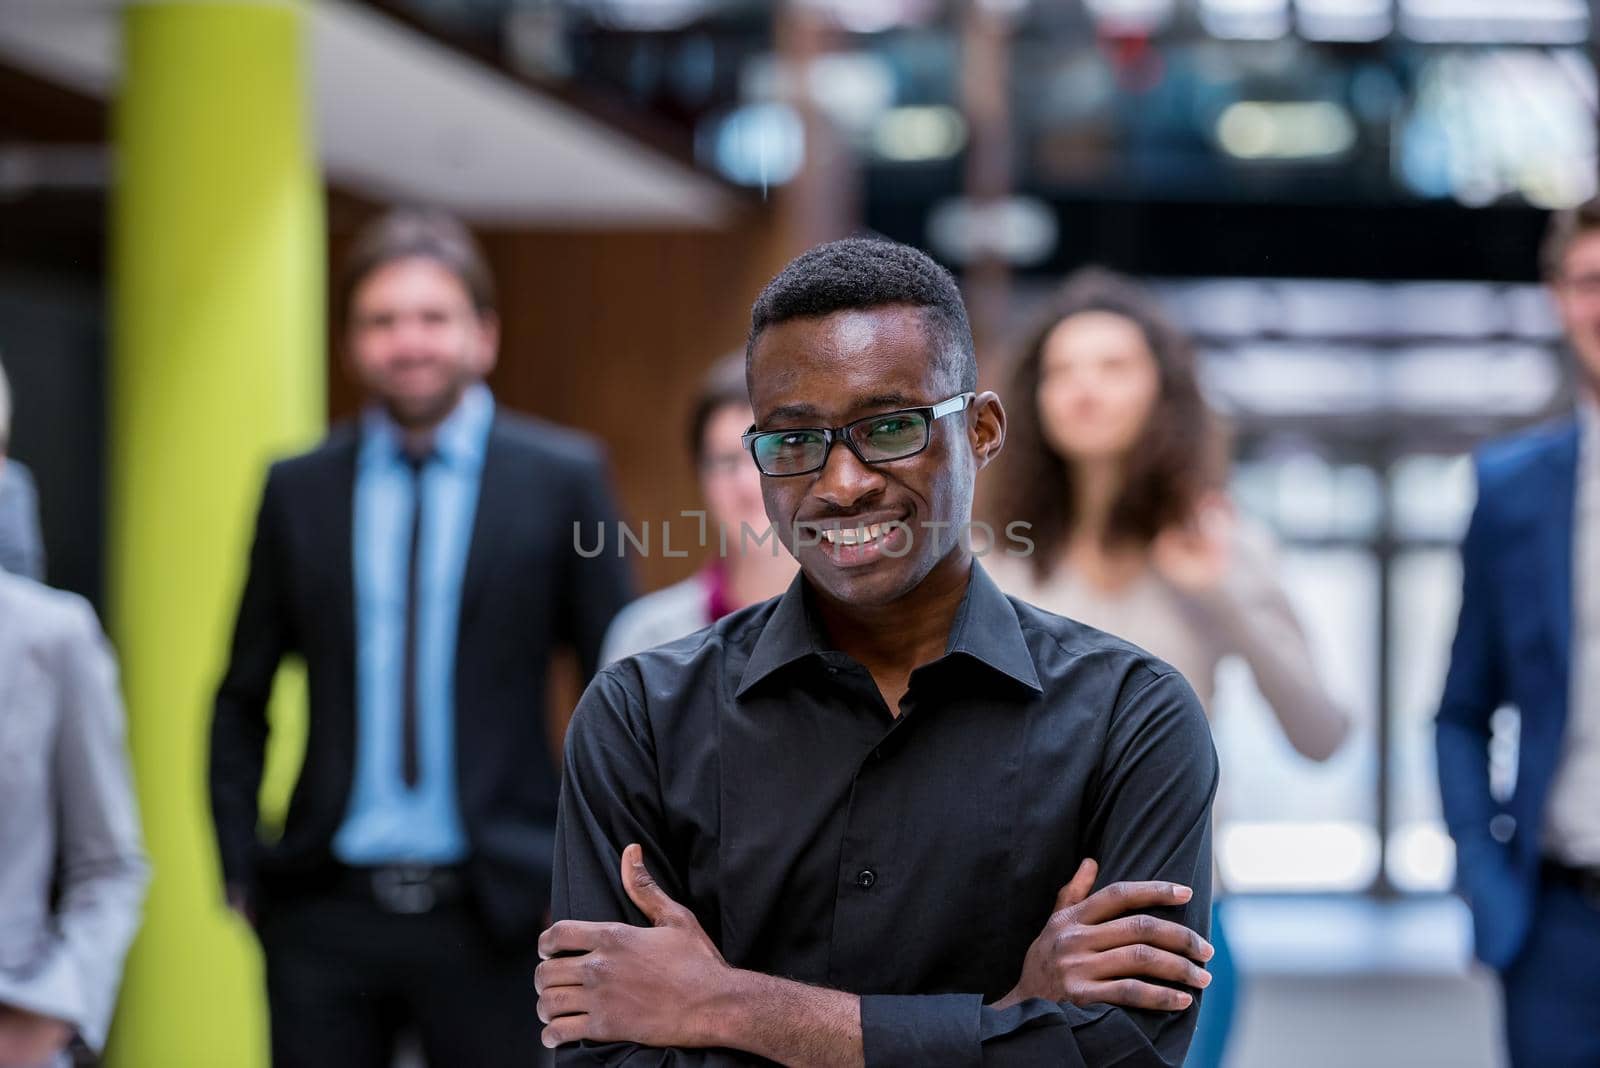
[333,384,493,865]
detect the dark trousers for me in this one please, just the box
[260,891,547,1068]
[1502,875,1600,1068]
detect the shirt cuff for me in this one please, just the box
[860,993,982,1068]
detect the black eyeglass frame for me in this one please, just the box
[740,392,977,477]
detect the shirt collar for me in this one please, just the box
[943,561,1044,693]
[735,572,825,696]
[736,560,1042,698]
[359,382,495,471]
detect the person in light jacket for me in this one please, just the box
[0,358,148,1068]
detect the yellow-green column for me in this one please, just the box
[109,3,323,1064]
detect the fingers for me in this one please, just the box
[541,1013,592,1050]
[1081,912,1214,962]
[536,984,588,1024]
[1071,880,1193,925]
[1074,978,1194,1012]
[1089,944,1213,992]
[533,956,586,994]
[620,842,691,928]
[538,920,620,960]
[1053,859,1098,913]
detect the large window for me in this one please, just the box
[1212,542,1380,892]
[1167,278,1570,895]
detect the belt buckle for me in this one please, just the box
[371,865,437,914]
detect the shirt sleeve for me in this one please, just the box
[1436,460,1522,968]
[1183,521,1350,762]
[859,669,1218,1068]
[552,668,773,1067]
[209,467,290,900]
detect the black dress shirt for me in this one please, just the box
[552,562,1217,1067]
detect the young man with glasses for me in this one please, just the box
[540,238,1218,1067]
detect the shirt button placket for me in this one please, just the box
[831,756,891,983]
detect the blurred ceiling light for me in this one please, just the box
[1297,0,1392,42]
[1391,345,1561,414]
[587,0,718,31]
[1200,0,1290,40]
[1400,0,1589,44]
[1207,346,1382,414]
[927,196,1057,266]
[1083,0,1175,36]
[806,52,896,134]
[1219,821,1380,894]
[796,0,939,33]
[1521,164,1598,210]
[1553,48,1597,112]
[740,51,894,134]
[976,0,1033,16]
[1216,100,1356,160]
[1399,51,1596,209]
[872,106,968,162]
[701,102,804,189]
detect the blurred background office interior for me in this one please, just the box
[1,0,1595,1065]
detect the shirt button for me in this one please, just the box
[855,869,877,889]
[1490,814,1517,844]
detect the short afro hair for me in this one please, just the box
[747,237,977,393]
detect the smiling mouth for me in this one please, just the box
[806,517,912,568]
[821,523,890,546]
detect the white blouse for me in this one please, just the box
[986,521,1348,763]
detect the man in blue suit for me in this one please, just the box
[1438,197,1600,1067]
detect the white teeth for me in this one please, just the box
[822,524,886,546]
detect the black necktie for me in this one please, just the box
[401,451,429,789]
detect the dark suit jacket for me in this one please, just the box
[1437,418,1578,971]
[209,410,633,945]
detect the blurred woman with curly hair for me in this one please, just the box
[986,267,1351,1068]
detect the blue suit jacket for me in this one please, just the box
[1437,418,1579,971]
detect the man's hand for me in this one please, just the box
[0,1005,73,1068]
[992,858,1213,1012]
[537,844,734,1051]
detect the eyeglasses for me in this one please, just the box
[741,392,975,477]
